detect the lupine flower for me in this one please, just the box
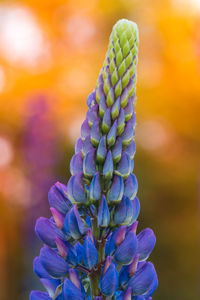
[30,19,158,299]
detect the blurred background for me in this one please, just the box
[0,0,199,299]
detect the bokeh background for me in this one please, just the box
[0,0,199,299]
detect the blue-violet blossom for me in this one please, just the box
[30,19,158,300]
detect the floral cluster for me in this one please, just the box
[30,19,158,300]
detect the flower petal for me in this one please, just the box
[48,182,72,214]
[70,152,83,175]
[111,96,120,120]
[98,195,110,227]
[100,263,118,296]
[137,228,156,261]
[63,278,85,300]
[107,120,117,147]
[35,217,67,248]
[33,257,50,279]
[124,174,138,200]
[128,262,157,296]
[30,291,51,300]
[117,108,125,135]
[91,121,101,146]
[83,149,97,177]
[107,175,124,203]
[81,119,90,141]
[114,196,133,225]
[89,172,101,202]
[40,246,69,278]
[103,150,113,179]
[82,135,94,157]
[67,172,87,204]
[115,152,132,178]
[102,107,111,133]
[114,231,137,265]
[40,278,60,298]
[112,137,122,163]
[82,233,98,270]
[97,136,107,163]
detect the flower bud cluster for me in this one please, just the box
[30,19,158,300]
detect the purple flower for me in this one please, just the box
[30,19,157,300]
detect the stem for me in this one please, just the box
[76,265,90,274]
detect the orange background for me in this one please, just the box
[0,0,199,299]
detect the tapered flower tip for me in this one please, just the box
[128,221,138,234]
[129,197,140,224]
[119,254,140,287]
[112,137,122,163]
[114,231,137,265]
[40,246,69,278]
[40,278,60,298]
[83,149,97,177]
[35,217,66,248]
[137,228,156,261]
[89,172,101,202]
[50,207,65,229]
[100,262,119,296]
[64,278,85,300]
[102,256,113,274]
[124,140,136,160]
[107,175,124,203]
[106,226,126,256]
[70,152,83,175]
[111,18,139,48]
[75,137,83,154]
[128,262,157,296]
[107,120,117,147]
[33,257,50,278]
[114,196,133,225]
[115,152,132,178]
[82,135,94,157]
[48,182,71,214]
[81,119,90,141]
[124,173,138,200]
[67,172,87,204]
[30,291,51,300]
[97,135,107,163]
[83,231,98,270]
[98,195,110,227]
[103,150,113,179]
[63,205,87,239]
[87,91,96,108]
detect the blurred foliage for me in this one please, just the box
[0,0,199,299]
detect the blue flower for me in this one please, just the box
[30,19,158,300]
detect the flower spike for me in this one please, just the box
[31,19,158,300]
